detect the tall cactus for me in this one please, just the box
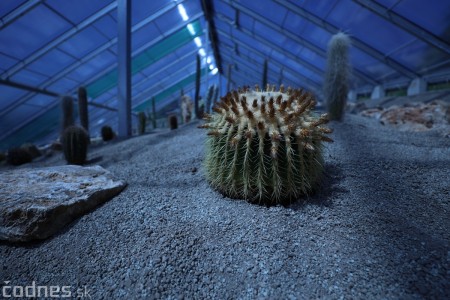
[138,111,146,135]
[262,59,268,91]
[324,32,351,121]
[62,125,89,165]
[194,54,201,119]
[199,85,333,205]
[212,84,219,106]
[205,85,215,114]
[78,86,89,132]
[151,97,157,129]
[61,96,74,139]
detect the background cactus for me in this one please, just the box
[6,147,33,166]
[138,111,146,135]
[194,54,201,119]
[212,84,219,107]
[151,97,157,129]
[78,86,89,133]
[205,85,215,114]
[200,85,333,205]
[169,115,178,130]
[61,96,74,137]
[324,32,351,121]
[101,125,115,141]
[181,95,193,123]
[62,125,89,165]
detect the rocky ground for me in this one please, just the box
[0,113,449,299]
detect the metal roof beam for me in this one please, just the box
[216,13,378,86]
[216,28,322,90]
[0,0,41,30]
[273,0,417,78]
[0,78,59,97]
[3,2,118,79]
[352,0,450,54]
[200,0,223,74]
[0,2,194,118]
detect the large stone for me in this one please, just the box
[0,165,127,242]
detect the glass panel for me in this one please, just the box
[45,0,114,24]
[66,51,116,82]
[213,1,235,20]
[0,5,71,59]
[0,103,37,133]
[302,0,339,19]
[0,53,18,72]
[392,40,448,72]
[27,48,76,77]
[131,0,172,26]
[0,85,28,110]
[132,23,160,50]
[10,69,49,86]
[46,77,79,94]
[58,26,110,58]
[327,0,415,54]
[0,0,27,17]
[25,94,55,108]
[240,1,289,26]
[92,14,117,39]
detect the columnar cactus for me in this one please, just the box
[200,84,333,205]
[324,32,351,121]
[61,96,74,136]
[138,111,146,135]
[78,87,89,132]
[205,85,215,114]
[169,115,178,130]
[101,125,115,141]
[62,125,89,165]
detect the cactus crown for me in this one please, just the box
[200,84,333,205]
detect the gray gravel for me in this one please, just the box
[1,114,449,299]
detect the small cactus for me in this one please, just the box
[138,111,146,135]
[200,84,333,205]
[324,32,351,121]
[101,125,115,141]
[194,54,201,119]
[78,86,89,132]
[205,85,215,114]
[62,126,89,165]
[20,143,41,159]
[6,147,33,166]
[169,115,178,130]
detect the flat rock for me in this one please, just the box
[0,165,127,242]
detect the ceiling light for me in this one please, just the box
[177,4,189,21]
[187,23,195,35]
[194,37,202,47]
[211,68,219,75]
[206,56,212,64]
[198,48,206,56]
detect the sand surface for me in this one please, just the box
[1,114,449,299]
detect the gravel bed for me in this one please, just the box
[1,114,449,299]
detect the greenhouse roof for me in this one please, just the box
[1,0,449,151]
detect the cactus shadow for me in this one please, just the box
[288,162,345,210]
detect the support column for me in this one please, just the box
[117,0,132,138]
[371,85,385,99]
[407,78,427,95]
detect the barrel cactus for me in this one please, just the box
[62,125,89,165]
[199,84,333,205]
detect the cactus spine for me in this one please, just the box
[78,87,89,132]
[324,32,351,121]
[200,85,333,205]
[62,125,89,165]
[138,111,146,135]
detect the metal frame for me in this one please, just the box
[352,0,450,54]
[0,0,42,30]
[273,0,417,78]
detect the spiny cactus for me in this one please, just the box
[138,111,146,135]
[200,84,333,205]
[61,96,74,136]
[324,32,351,121]
[101,125,115,141]
[181,95,193,123]
[169,115,178,130]
[151,97,157,129]
[62,125,89,165]
[78,86,89,132]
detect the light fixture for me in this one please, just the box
[194,37,202,47]
[211,68,219,75]
[177,4,189,21]
[209,64,214,70]
[206,56,212,64]
[187,23,195,35]
[198,48,206,56]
